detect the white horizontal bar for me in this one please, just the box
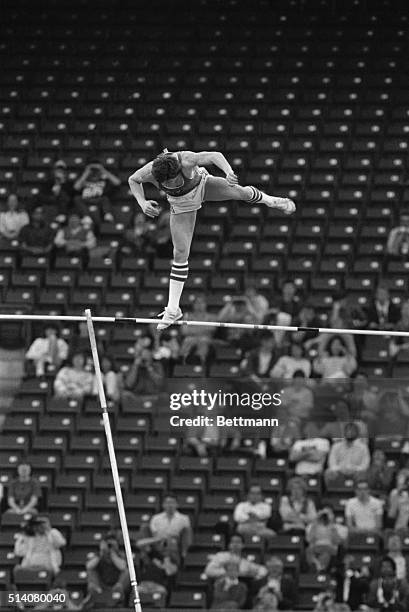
[1,312,409,338]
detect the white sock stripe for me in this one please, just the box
[172,261,189,267]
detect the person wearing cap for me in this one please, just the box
[73,160,120,227]
[34,159,74,222]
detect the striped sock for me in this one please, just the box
[168,261,189,312]
[246,186,263,203]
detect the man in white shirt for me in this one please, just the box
[204,534,267,581]
[149,494,192,559]
[345,479,384,533]
[289,438,330,475]
[234,485,275,543]
[325,423,370,485]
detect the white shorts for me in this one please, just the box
[167,167,209,214]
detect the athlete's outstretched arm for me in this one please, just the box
[128,162,161,218]
[182,151,238,185]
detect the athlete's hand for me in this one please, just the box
[142,200,161,218]
[226,172,239,186]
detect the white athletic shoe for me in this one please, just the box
[157,307,183,330]
[260,194,296,215]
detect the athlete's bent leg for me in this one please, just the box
[203,176,296,214]
[157,210,197,330]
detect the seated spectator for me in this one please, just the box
[325,423,370,484]
[241,331,278,384]
[251,591,280,612]
[333,553,371,610]
[18,205,55,256]
[388,480,409,532]
[147,494,192,561]
[133,539,178,605]
[73,160,119,226]
[270,341,312,379]
[185,404,241,457]
[7,461,40,516]
[366,449,395,497]
[265,279,301,321]
[345,478,384,534]
[389,299,409,364]
[293,302,320,349]
[270,417,302,456]
[384,534,408,582]
[348,371,379,424]
[122,343,165,397]
[386,212,409,258]
[204,533,267,581]
[289,437,330,476]
[0,193,29,246]
[279,370,314,423]
[367,556,409,611]
[279,476,317,533]
[314,335,357,379]
[25,324,69,377]
[54,213,96,260]
[372,389,409,437]
[33,578,81,610]
[328,299,364,350]
[254,555,296,610]
[316,400,368,441]
[366,284,401,331]
[243,279,269,324]
[210,561,248,610]
[180,295,215,365]
[34,159,73,223]
[121,211,155,257]
[85,531,130,609]
[218,297,260,351]
[234,485,275,543]
[93,355,122,402]
[53,351,94,399]
[306,507,341,572]
[14,516,66,576]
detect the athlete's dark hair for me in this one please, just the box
[152,153,181,183]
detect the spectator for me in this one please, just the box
[254,555,296,610]
[388,482,409,532]
[35,159,73,223]
[185,404,241,457]
[306,507,341,572]
[317,400,368,441]
[25,324,69,377]
[121,211,155,257]
[218,297,259,351]
[122,344,165,397]
[325,423,370,483]
[279,370,314,423]
[384,534,408,582]
[270,341,312,379]
[266,280,301,320]
[0,193,29,246]
[386,212,409,258]
[73,160,119,226]
[345,478,384,534]
[348,371,379,424]
[333,553,371,610]
[270,417,302,456]
[204,534,267,581]
[367,556,409,612]
[210,561,248,610]
[329,298,365,347]
[234,485,275,543]
[92,355,122,402]
[54,213,96,260]
[389,299,409,364]
[240,331,278,383]
[148,494,192,561]
[313,591,350,612]
[289,436,330,476]
[372,389,409,437]
[18,205,55,256]
[33,578,81,610]
[366,449,395,497]
[244,279,269,323]
[133,539,178,605]
[279,476,317,533]
[85,531,130,609]
[180,295,215,365]
[366,284,401,331]
[14,516,66,576]
[293,302,320,349]
[7,461,41,516]
[314,335,357,379]
[252,591,280,612]
[53,351,94,399]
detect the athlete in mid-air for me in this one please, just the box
[128,150,296,329]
